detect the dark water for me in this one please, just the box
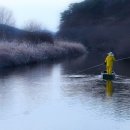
[0,54,130,130]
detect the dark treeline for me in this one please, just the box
[58,0,130,57]
[0,24,54,44]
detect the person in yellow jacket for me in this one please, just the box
[105,52,116,74]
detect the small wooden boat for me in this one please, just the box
[101,71,115,80]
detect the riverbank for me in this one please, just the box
[0,41,87,68]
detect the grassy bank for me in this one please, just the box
[0,41,87,68]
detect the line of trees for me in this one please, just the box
[0,6,54,44]
[58,0,130,56]
[59,0,130,29]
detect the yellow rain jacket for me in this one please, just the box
[105,55,116,66]
[105,55,116,74]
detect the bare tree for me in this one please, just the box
[23,20,54,44]
[0,7,15,26]
[23,20,43,32]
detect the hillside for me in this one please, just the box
[58,0,130,57]
[0,24,54,43]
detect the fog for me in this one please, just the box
[0,0,83,31]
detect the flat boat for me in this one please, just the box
[101,71,115,80]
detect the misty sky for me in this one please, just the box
[0,0,83,32]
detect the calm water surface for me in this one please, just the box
[0,54,130,130]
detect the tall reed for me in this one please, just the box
[0,41,86,68]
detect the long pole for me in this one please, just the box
[74,56,130,74]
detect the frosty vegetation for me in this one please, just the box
[0,41,86,68]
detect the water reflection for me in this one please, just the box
[106,80,113,97]
[0,63,62,120]
[61,73,130,121]
[0,55,130,130]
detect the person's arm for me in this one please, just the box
[113,56,116,62]
[105,56,108,64]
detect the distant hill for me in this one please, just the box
[58,0,130,57]
[0,24,54,44]
[0,24,23,41]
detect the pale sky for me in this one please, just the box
[0,0,83,32]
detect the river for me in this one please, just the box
[0,54,130,130]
